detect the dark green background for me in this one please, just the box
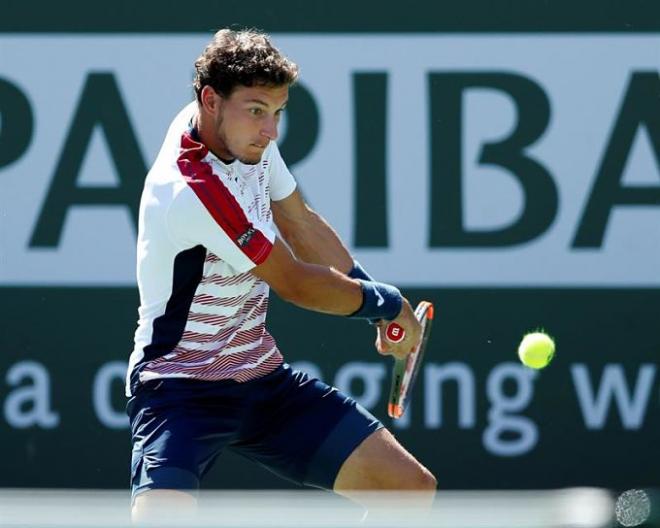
[1,288,658,489]
[1,0,658,32]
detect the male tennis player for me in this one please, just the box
[127,28,436,522]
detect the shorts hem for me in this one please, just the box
[303,404,383,490]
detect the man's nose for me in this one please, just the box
[261,116,278,141]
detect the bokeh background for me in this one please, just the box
[1,1,658,525]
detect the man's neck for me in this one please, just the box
[194,111,235,164]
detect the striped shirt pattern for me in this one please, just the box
[142,262,283,384]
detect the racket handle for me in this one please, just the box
[388,402,404,419]
[385,322,405,343]
[388,358,406,418]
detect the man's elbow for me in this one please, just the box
[277,222,307,252]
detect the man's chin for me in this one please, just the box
[238,156,262,166]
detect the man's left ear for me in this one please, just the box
[201,85,220,114]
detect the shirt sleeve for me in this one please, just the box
[167,182,275,273]
[268,142,297,201]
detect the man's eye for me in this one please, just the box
[250,108,263,116]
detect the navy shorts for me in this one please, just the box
[127,364,383,499]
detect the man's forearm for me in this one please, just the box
[252,239,401,320]
[285,261,400,319]
[284,261,361,315]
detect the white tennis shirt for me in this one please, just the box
[126,103,296,396]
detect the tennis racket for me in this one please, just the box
[385,300,434,419]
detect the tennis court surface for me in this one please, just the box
[0,488,617,527]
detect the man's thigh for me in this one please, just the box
[128,378,245,501]
[231,365,383,490]
[333,428,437,491]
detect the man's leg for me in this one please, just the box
[228,366,436,514]
[127,377,245,525]
[333,428,436,509]
[132,490,197,524]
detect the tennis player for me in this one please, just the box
[126,28,436,522]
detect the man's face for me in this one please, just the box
[212,84,289,165]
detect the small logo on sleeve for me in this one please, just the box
[237,227,256,247]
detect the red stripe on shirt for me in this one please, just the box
[176,131,273,265]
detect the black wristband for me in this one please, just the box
[348,280,403,321]
[348,260,375,282]
[347,260,379,324]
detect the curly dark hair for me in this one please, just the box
[193,29,299,102]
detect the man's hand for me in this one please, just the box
[375,298,422,360]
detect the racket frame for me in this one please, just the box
[387,301,434,419]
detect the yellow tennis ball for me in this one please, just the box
[518,332,555,369]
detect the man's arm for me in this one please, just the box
[252,238,361,315]
[252,238,420,359]
[271,189,353,272]
[266,189,421,358]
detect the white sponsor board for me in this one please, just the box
[0,35,658,286]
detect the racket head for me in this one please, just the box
[387,301,434,419]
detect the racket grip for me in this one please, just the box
[388,402,404,419]
[385,322,405,343]
[388,358,406,418]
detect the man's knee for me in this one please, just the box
[414,467,437,492]
[391,460,437,492]
[334,428,436,492]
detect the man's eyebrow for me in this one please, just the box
[245,98,289,110]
